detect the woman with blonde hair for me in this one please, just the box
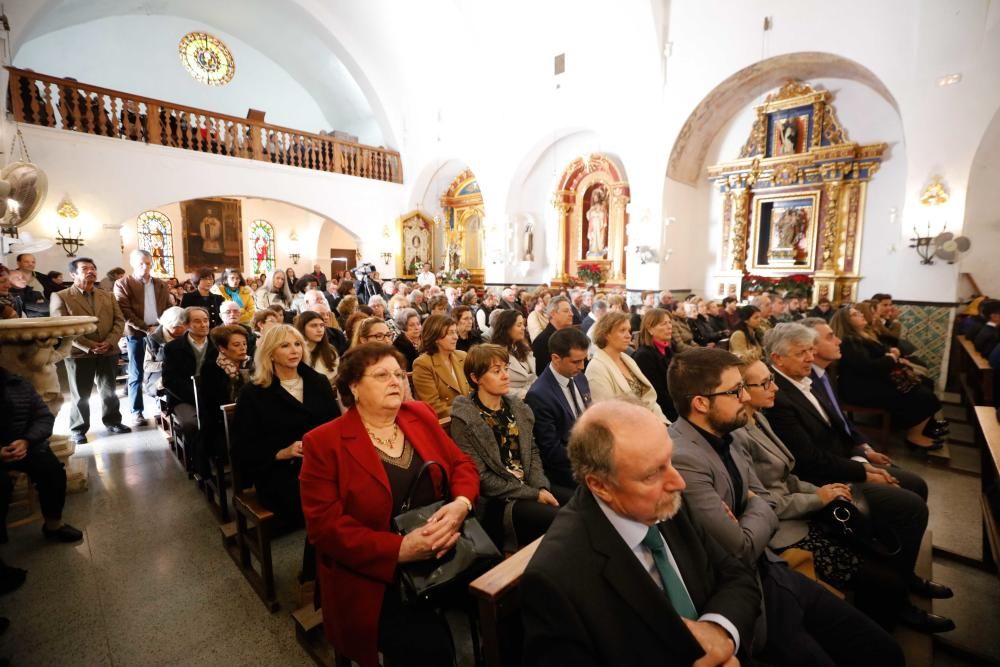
[585,311,668,423]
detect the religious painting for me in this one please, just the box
[583,183,609,259]
[766,107,812,157]
[248,219,275,275]
[136,210,174,278]
[181,197,243,273]
[750,192,819,271]
[397,211,434,278]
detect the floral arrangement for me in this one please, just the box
[436,268,470,284]
[742,272,813,297]
[576,263,605,286]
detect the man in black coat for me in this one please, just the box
[531,296,574,376]
[163,307,217,475]
[973,300,1000,357]
[0,367,82,543]
[521,400,760,667]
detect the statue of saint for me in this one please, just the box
[775,207,806,248]
[779,117,799,155]
[586,186,609,258]
[523,221,534,262]
[200,208,223,254]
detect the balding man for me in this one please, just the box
[521,399,759,667]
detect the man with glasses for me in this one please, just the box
[666,348,902,667]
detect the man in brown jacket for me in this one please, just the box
[50,258,131,444]
[114,249,170,426]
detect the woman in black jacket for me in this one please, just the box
[392,307,422,371]
[630,308,678,422]
[234,324,340,525]
[830,306,945,450]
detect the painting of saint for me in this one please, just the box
[182,197,243,272]
[771,113,809,156]
[400,213,432,276]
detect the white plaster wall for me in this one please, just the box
[9,125,402,280]
[962,108,1000,294]
[15,15,333,133]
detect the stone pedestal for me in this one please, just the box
[0,315,98,493]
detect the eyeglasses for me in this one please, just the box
[364,369,407,384]
[744,375,775,391]
[690,382,748,400]
[363,332,392,342]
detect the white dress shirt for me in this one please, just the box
[595,497,740,651]
[416,271,436,287]
[773,367,829,424]
[550,366,583,417]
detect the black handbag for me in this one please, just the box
[816,485,901,558]
[391,460,501,606]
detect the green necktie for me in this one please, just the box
[641,525,698,620]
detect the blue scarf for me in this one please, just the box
[224,286,244,308]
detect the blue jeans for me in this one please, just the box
[125,335,147,416]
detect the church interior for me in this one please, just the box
[0,0,999,665]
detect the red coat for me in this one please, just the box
[300,401,479,667]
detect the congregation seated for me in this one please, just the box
[669,304,697,352]
[253,268,293,311]
[450,344,572,551]
[524,327,592,489]
[294,311,340,390]
[219,300,257,360]
[427,295,449,318]
[972,298,1000,357]
[411,314,469,419]
[142,306,186,396]
[233,324,339,524]
[666,348,905,665]
[299,344,479,667]
[738,357,954,632]
[520,399,762,667]
[630,307,679,422]
[687,298,727,347]
[586,311,668,423]
[475,289,498,336]
[211,267,256,325]
[391,307,422,371]
[196,324,252,474]
[728,304,765,361]
[807,295,834,321]
[829,307,946,449]
[343,310,368,343]
[0,366,83,544]
[336,295,359,330]
[531,295,574,377]
[490,308,536,398]
[720,295,741,330]
[251,308,281,339]
[180,268,224,327]
[450,305,483,352]
[0,264,25,318]
[525,289,550,341]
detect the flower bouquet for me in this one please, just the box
[577,263,605,287]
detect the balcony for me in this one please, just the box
[5,67,402,184]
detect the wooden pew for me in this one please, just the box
[841,403,892,446]
[220,403,280,611]
[975,406,1000,574]
[192,376,230,523]
[956,335,994,407]
[468,537,542,667]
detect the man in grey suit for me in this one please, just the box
[667,347,903,667]
[50,258,131,444]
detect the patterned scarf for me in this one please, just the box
[216,353,242,380]
[472,392,524,480]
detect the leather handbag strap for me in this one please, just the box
[399,459,450,513]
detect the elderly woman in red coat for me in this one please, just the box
[300,343,479,667]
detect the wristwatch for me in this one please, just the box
[455,496,473,513]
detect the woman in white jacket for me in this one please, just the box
[585,311,668,423]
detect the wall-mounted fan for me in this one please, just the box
[0,161,48,256]
[932,232,971,264]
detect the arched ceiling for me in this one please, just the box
[8,0,392,146]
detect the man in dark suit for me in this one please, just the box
[532,296,575,376]
[497,287,526,317]
[766,322,954,629]
[666,348,909,660]
[525,328,592,488]
[163,306,217,475]
[521,400,760,667]
[579,298,605,336]
[973,300,1000,357]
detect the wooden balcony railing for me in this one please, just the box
[5,67,402,184]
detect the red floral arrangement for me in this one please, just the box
[576,263,605,286]
[742,272,813,297]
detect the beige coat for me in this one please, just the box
[585,347,668,423]
[411,350,470,419]
[50,285,125,357]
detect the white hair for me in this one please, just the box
[763,323,817,358]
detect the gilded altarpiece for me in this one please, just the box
[552,154,629,287]
[396,211,435,279]
[707,82,886,304]
[439,169,485,285]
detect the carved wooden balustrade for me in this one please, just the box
[5,67,402,184]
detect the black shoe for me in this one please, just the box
[922,422,949,438]
[899,603,955,633]
[910,577,954,599]
[70,433,87,445]
[107,423,132,435]
[132,414,148,427]
[904,439,944,452]
[42,524,83,543]
[0,565,26,595]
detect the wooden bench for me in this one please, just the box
[192,376,230,523]
[841,403,892,446]
[468,537,542,667]
[156,393,174,448]
[1,472,42,542]
[956,336,994,407]
[220,403,279,611]
[975,406,1000,575]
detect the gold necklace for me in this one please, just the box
[367,423,399,449]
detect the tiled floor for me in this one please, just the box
[2,394,999,665]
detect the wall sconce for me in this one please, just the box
[288,230,301,265]
[380,251,392,266]
[54,197,85,257]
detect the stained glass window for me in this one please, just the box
[249,219,275,276]
[179,32,235,87]
[137,211,175,278]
